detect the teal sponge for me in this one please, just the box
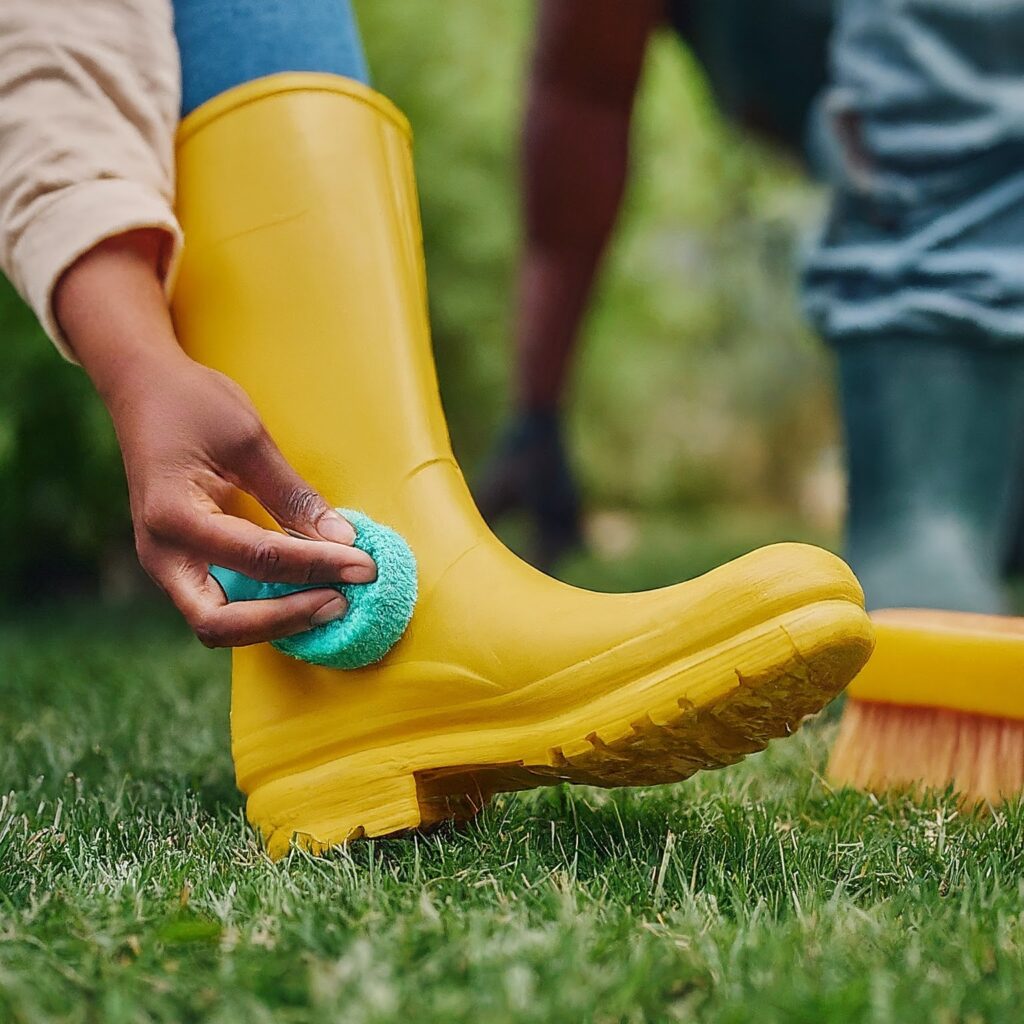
[209,509,417,669]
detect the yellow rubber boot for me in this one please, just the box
[172,74,874,858]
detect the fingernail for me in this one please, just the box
[317,513,356,546]
[310,596,347,627]
[341,561,377,584]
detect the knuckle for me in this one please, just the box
[137,558,160,588]
[133,538,161,578]
[249,539,282,578]
[231,418,271,461]
[224,415,270,464]
[301,554,327,585]
[133,532,151,561]
[210,368,250,402]
[281,485,327,526]
[138,500,173,538]
[190,615,228,649]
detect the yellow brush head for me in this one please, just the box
[848,609,1024,718]
[830,609,1024,804]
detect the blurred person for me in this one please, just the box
[476,0,833,571]
[805,0,1024,612]
[480,0,1024,614]
[0,1,379,647]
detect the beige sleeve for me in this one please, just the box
[0,0,182,360]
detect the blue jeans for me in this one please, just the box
[803,0,1024,348]
[172,0,369,118]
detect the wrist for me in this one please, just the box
[94,342,197,421]
[54,229,191,407]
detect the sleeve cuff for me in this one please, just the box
[11,178,183,362]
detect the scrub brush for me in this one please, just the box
[828,609,1024,805]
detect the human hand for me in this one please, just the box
[55,229,375,647]
[112,355,376,646]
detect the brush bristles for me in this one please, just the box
[828,699,1024,806]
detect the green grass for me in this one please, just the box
[4,526,1024,1023]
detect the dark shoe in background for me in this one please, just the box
[475,409,584,572]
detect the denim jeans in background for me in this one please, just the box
[172,0,369,118]
[804,0,1024,348]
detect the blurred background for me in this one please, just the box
[0,0,840,606]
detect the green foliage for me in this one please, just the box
[357,0,835,509]
[4,603,1024,1022]
[0,0,835,598]
[0,281,127,596]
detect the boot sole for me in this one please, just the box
[254,598,872,857]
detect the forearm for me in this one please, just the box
[54,229,190,413]
[6,2,377,647]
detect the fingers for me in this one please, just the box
[235,431,357,545]
[164,566,349,648]
[142,503,377,585]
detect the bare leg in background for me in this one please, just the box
[476,0,662,570]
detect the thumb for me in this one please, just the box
[240,433,356,545]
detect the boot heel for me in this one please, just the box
[249,761,424,859]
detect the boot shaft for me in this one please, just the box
[173,75,456,527]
